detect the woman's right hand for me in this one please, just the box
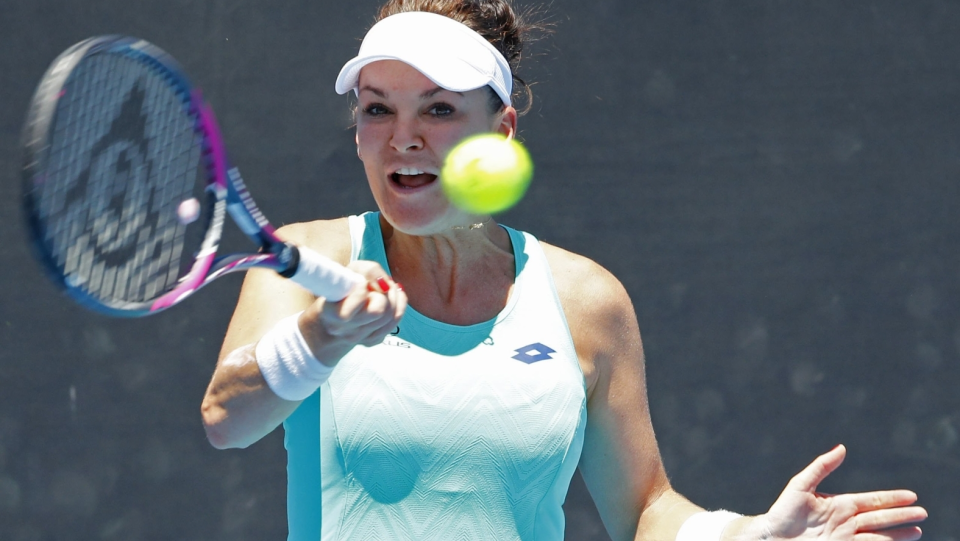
[298,260,407,368]
[203,259,406,449]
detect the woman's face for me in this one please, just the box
[355,60,516,235]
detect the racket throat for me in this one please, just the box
[224,167,275,245]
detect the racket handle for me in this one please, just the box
[284,245,366,301]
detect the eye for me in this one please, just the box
[362,103,391,117]
[427,102,455,117]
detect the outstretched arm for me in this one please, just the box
[544,244,926,541]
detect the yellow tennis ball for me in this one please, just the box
[441,134,533,215]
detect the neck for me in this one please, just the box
[380,215,515,325]
[450,217,493,231]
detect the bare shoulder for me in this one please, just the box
[540,242,634,324]
[275,216,352,266]
[540,242,641,397]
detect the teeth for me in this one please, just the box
[396,167,425,176]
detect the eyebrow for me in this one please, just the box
[357,85,464,100]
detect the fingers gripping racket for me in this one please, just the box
[22,36,365,317]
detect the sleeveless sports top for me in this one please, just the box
[283,212,587,540]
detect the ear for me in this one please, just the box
[495,106,519,140]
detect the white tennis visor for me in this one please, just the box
[335,11,513,106]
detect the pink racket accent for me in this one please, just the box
[194,92,229,191]
[150,249,217,311]
[149,93,229,312]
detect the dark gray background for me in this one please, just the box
[1,1,958,539]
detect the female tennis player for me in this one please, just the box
[200,1,927,539]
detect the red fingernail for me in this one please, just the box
[377,277,390,292]
[396,282,404,291]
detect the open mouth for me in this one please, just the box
[390,167,438,189]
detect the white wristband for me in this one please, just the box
[676,510,742,541]
[255,312,334,401]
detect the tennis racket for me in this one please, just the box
[22,35,365,317]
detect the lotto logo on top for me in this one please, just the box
[512,343,556,364]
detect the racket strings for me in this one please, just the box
[38,53,203,306]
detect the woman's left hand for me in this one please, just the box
[748,445,927,540]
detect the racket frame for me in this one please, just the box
[22,36,300,317]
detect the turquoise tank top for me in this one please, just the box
[283,212,587,540]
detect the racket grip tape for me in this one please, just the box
[282,245,366,301]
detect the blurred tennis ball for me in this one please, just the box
[177,197,201,224]
[441,134,533,215]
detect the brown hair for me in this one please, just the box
[375,0,549,115]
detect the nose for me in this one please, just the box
[390,116,423,153]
